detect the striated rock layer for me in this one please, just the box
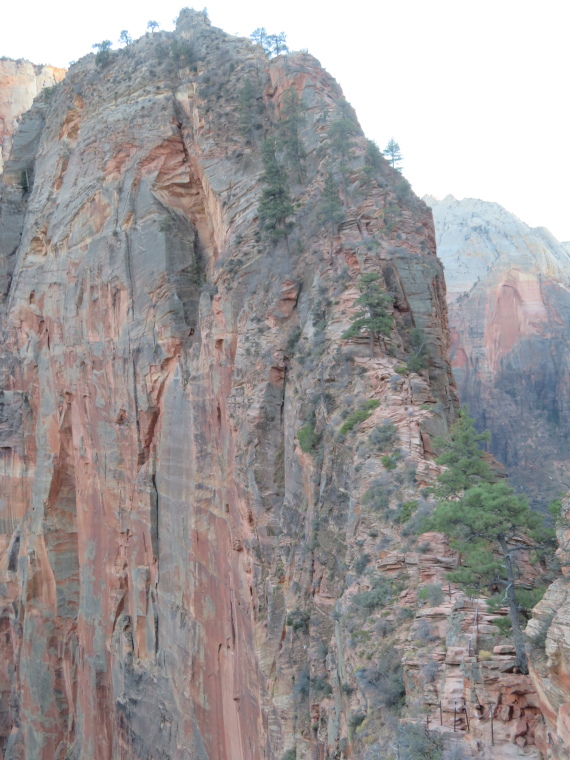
[0,11,549,760]
[426,194,570,509]
[0,59,66,176]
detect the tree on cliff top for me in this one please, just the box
[429,410,554,674]
[383,138,403,170]
[250,28,289,57]
[92,40,112,67]
[147,21,159,34]
[258,138,294,244]
[342,273,394,355]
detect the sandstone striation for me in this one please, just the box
[0,11,553,760]
[426,194,570,508]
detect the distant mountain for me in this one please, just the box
[427,194,570,508]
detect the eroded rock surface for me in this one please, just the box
[0,59,65,176]
[427,194,570,508]
[0,12,551,760]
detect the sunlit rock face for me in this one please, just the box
[427,194,570,509]
[0,10,551,760]
[0,58,66,175]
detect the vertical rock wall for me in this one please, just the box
[0,11,550,760]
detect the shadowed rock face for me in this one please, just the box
[0,11,548,760]
[426,194,570,509]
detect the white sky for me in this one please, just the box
[2,0,569,240]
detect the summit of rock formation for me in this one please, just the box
[427,194,570,508]
[0,10,557,760]
[0,58,66,175]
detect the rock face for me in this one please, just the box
[527,496,570,758]
[0,12,550,760]
[426,194,570,508]
[0,59,66,175]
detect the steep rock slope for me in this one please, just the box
[0,12,546,760]
[0,59,66,175]
[426,194,570,508]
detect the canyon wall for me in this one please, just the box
[0,12,557,760]
[427,194,570,509]
[0,59,66,175]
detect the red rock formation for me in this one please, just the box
[0,11,550,760]
[427,195,570,508]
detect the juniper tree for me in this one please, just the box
[318,171,344,258]
[383,138,403,170]
[278,87,306,183]
[92,40,112,67]
[430,410,554,673]
[258,138,294,245]
[342,273,394,355]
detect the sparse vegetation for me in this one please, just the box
[339,399,380,434]
[258,138,294,244]
[369,420,398,451]
[297,422,317,453]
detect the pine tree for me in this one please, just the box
[258,138,294,244]
[342,273,394,354]
[327,98,359,205]
[430,411,554,673]
[147,21,159,34]
[92,41,112,67]
[383,138,403,170]
[278,87,306,183]
[318,172,344,258]
[238,79,263,146]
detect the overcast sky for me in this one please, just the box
[2,0,569,240]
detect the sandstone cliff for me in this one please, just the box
[426,194,570,509]
[0,59,66,176]
[0,12,551,760]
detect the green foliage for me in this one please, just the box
[432,408,494,500]
[492,616,513,635]
[327,98,358,204]
[418,584,444,606]
[92,40,112,67]
[362,483,390,512]
[406,327,428,373]
[517,586,547,614]
[282,750,296,760]
[170,39,198,68]
[381,454,398,471]
[430,410,554,673]
[237,78,264,145]
[298,422,317,453]
[354,553,371,575]
[383,137,403,169]
[119,30,132,46]
[369,420,398,451]
[339,399,380,434]
[250,28,289,57]
[258,138,294,243]
[549,498,563,523]
[147,20,159,33]
[353,577,394,610]
[356,646,405,709]
[342,273,394,349]
[318,171,344,253]
[363,139,383,186]
[278,87,306,182]
[395,500,418,524]
[311,677,332,696]
[286,608,310,633]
